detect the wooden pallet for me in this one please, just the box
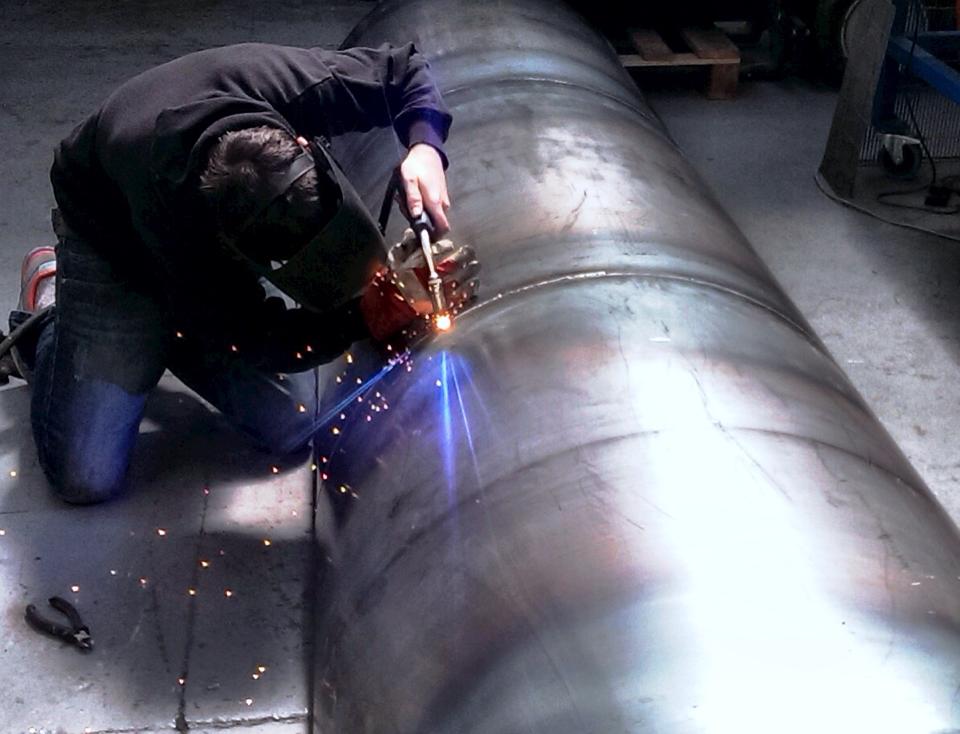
[618,27,740,100]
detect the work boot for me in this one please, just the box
[0,246,58,383]
[19,245,56,312]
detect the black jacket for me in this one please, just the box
[51,42,451,371]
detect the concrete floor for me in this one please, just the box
[0,3,371,732]
[2,2,960,732]
[647,79,960,523]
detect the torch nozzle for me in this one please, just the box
[417,222,451,330]
[428,276,445,315]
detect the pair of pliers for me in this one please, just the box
[25,596,93,651]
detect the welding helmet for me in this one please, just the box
[225,137,386,313]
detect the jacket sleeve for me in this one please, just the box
[251,298,372,373]
[285,43,452,166]
[195,274,372,374]
[165,240,370,374]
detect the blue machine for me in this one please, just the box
[875,0,960,178]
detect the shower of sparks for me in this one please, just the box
[313,359,398,429]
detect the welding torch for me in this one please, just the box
[409,210,453,331]
[377,166,456,332]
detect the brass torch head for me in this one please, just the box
[428,277,452,331]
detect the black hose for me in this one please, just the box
[0,306,54,383]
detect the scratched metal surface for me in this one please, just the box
[309,1,960,731]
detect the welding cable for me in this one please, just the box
[0,305,54,382]
[876,180,960,214]
[816,170,960,242]
[904,0,938,184]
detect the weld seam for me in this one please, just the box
[463,269,814,342]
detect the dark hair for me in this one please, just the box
[199,126,325,258]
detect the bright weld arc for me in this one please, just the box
[450,355,484,489]
[439,352,467,552]
[440,352,455,506]
[435,312,452,331]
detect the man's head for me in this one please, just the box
[200,126,337,261]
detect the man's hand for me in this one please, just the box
[400,144,450,235]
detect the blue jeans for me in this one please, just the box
[29,234,322,504]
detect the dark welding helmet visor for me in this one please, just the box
[225,139,387,314]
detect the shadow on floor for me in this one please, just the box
[0,380,323,731]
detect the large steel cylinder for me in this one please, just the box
[312,1,960,731]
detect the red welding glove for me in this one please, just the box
[359,229,479,343]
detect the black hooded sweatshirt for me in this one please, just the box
[50,42,451,372]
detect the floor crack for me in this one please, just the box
[186,712,308,730]
[175,483,212,732]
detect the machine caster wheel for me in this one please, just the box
[879,141,923,180]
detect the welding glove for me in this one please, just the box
[360,228,480,342]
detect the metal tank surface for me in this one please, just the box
[311,1,960,731]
